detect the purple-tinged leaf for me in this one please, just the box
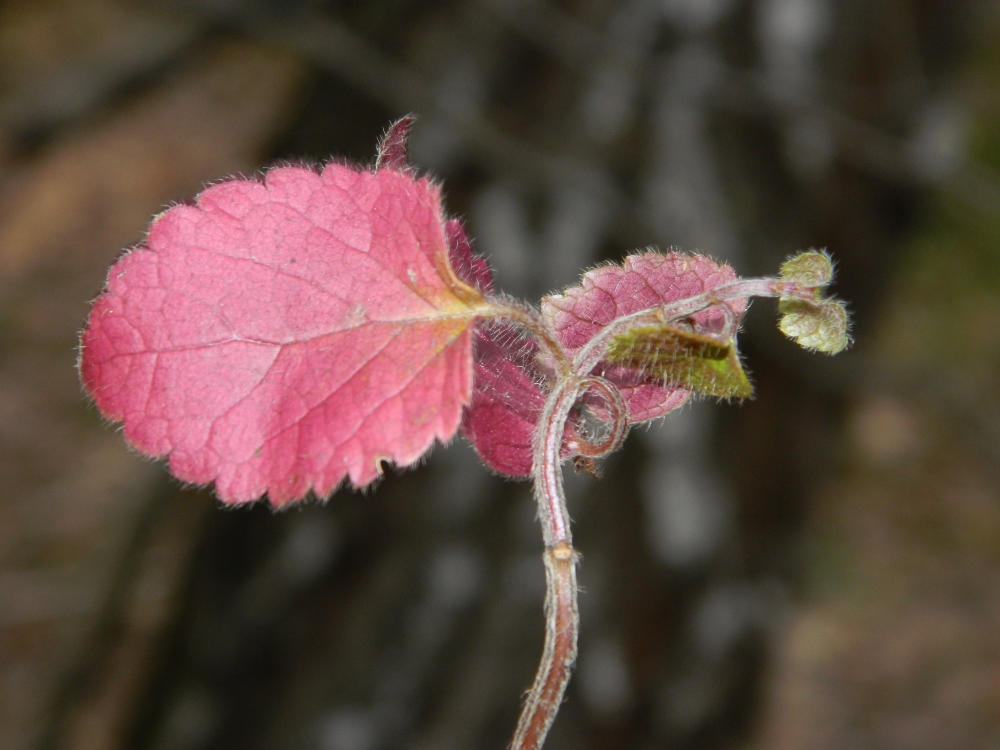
[375,115,416,172]
[463,323,547,477]
[541,251,747,422]
[447,219,494,294]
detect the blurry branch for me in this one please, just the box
[475,0,611,71]
[483,0,1000,223]
[169,1,623,210]
[712,69,1000,218]
[50,491,211,750]
[172,0,1000,231]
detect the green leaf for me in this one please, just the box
[780,250,833,288]
[605,324,752,399]
[778,298,850,354]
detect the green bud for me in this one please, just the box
[780,250,833,288]
[778,298,850,354]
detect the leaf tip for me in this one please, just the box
[605,324,754,402]
[375,115,417,172]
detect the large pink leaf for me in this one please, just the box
[80,163,486,505]
[541,252,746,423]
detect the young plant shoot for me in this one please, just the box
[79,117,849,750]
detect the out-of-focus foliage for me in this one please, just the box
[754,14,1000,749]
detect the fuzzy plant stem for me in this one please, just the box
[572,276,808,376]
[506,276,813,750]
[510,376,584,750]
[509,373,627,750]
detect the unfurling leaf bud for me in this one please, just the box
[775,249,849,354]
[778,297,850,354]
[779,249,834,288]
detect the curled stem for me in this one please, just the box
[509,377,583,750]
[568,377,629,459]
[511,374,624,750]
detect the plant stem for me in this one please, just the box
[510,541,578,750]
[505,277,817,749]
[572,276,812,376]
[532,378,583,547]
[510,377,584,750]
[482,300,575,378]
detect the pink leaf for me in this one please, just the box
[463,323,546,477]
[462,324,586,478]
[375,115,416,172]
[442,220,538,477]
[80,163,486,505]
[541,251,746,423]
[446,219,494,294]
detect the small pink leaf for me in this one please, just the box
[375,116,416,172]
[462,324,586,478]
[541,251,746,422]
[80,163,486,505]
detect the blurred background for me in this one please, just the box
[1,0,999,748]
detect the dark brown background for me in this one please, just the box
[2,1,999,749]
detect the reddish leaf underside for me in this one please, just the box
[443,221,539,477]
[445,221,578,478]
[541,252,747,423]
[463,323,546,477]
[461,323,586,478]
[80,163,485,505]
[446,218,494,295]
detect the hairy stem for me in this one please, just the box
[482,300,575,378]
[572,276,814,376]
[510,377,583,750]
[532,378,583,547]
[510,542,578,750]
[511,372,630,750]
